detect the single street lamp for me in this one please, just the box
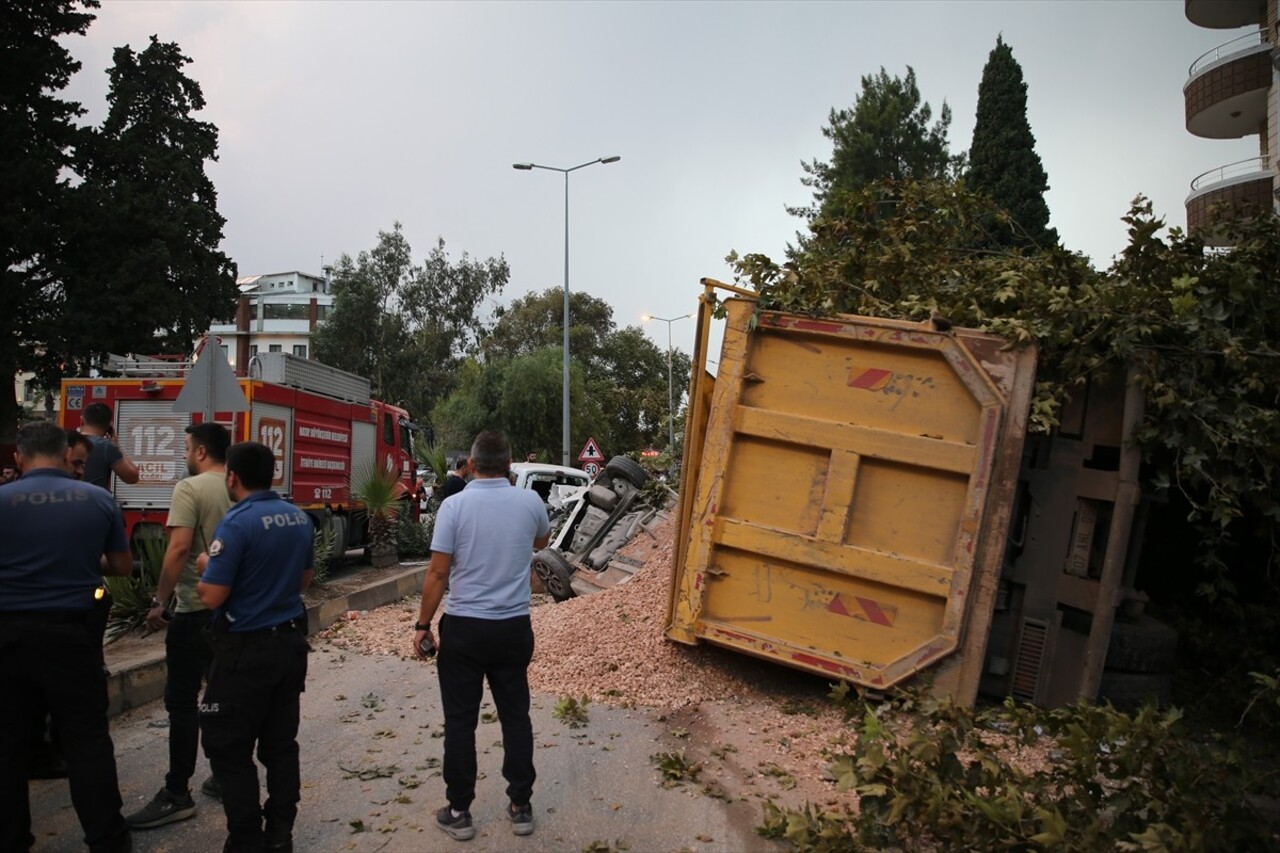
[642,312,691,466]
[513,156,621,467]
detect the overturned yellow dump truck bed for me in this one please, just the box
[666,288,1037,704]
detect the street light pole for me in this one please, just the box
[642,313,691,466]
[514,156,621,467]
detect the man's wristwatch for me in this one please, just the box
[414,621,431,631]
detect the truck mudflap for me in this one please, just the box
[666,286,1037,703]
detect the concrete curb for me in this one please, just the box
[105,564,427,718]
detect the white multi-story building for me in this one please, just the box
[209,270,334,372]
[1183,0,1280,244]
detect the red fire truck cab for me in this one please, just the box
[59,352,418,557]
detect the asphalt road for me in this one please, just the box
[28,638,782,853]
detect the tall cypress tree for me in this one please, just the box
[967,36,1057,250]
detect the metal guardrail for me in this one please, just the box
[1188,29,1266,77]
[1189,156,1272,193]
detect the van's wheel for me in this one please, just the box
[605,456,648,490]
[1106,616,1178,673]
[532,549,576,602]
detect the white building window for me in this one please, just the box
[269,344,282,353]
[293,344,307,359]
[249,344,258,356]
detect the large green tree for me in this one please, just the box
[313,224,417,408]
[791,66,962,223]
[967,35,1058,250]
[313,224,508,420]
[50,35,238,376]
[437,288,689,458]
[483,287,616,363]
[400,237,508,415]
[0,0,98,442]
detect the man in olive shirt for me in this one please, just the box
[126,422,232,829]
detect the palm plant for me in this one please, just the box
[350,458,405,568]
[105,529,165,642]
[413,435,449,485]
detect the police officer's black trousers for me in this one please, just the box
[437,613,536,811]
[0,617,129,853]
[200,628,308,853]
[164,611,214,794]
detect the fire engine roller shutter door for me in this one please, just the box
[251,402,293,498]
[668,302,1033,690]
[114,401,193,509]
[351,419,376,474]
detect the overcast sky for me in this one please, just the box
[61,0,1254,361]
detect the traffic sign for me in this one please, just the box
[173,341,249,417]
[583,461,601,479]
[578,437,603,463]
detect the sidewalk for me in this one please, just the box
[105,561,431,717]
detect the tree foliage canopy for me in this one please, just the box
[2,4,236,439]
[434,288,689,459]
[731,179,1280,600]
[967,35,1057,250]
[791,67,962,223]
[1,0,99,436]
[312,223,509,420]
[53,36,238,372]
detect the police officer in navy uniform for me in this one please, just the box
[0,421,133,853]
[196,441,313,853]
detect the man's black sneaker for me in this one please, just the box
[435,806,475,841]
[508,801,534,836]
[125,787,196,829]
[265,837,292,853]
[201,775,222,802]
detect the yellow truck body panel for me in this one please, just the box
[666,294,1037,700]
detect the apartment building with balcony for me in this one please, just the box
[208,270,334,374]
[1184,0,1280,245]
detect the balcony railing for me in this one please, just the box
[1188,29,1266,77]
[1189,156,1271,193]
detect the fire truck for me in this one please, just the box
[59,351,418,556]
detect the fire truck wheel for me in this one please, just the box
[605,456,648,490]
[1105,616,1178,674]
[532,549,576,602]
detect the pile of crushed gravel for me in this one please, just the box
[313,512,1063,812]
[315,513,774,710]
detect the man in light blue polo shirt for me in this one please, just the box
[414,430,550,841]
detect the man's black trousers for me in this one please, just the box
[200,627,308,853]
[0,616,129,853]
[437,613,536,811]
[164,610,214,794]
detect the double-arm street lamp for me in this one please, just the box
[513,156,621,467]
[642,312,691,465]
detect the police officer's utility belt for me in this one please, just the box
[216,617,305,641]
[0,609,91,624]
